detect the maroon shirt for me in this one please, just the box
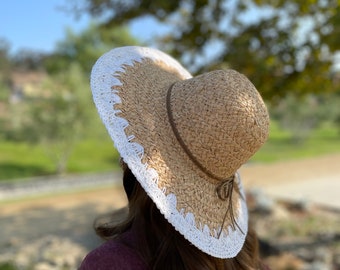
[79,230,271,270]
[79,230,148,270]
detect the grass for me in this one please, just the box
[0,121,339,181]
[0,142,55,180]
[67,137,120,173]
[0,262,16,270]
[0,135,119,181]
[251,121,340,163]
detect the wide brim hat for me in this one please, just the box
[91,46,269,258]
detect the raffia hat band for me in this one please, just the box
[90,46,269,258]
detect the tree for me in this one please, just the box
[0,39,12,96]
[68,0,339,101]
[16,64,91,174]
[30,23,138,174]
[270,94,326,142]
[4,24,139,175]
[0,39,12,135]
[11,49,46,71]
[44,23,138,75]
[37,24,138,173]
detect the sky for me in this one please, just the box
[0,0,163,55]
[0,1,280,56]
[2,1,338,69]
[0,0,276,61]
[1,0,92,54]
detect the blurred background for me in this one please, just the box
[0,0,339,269]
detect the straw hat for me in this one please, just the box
[91,46,269,258]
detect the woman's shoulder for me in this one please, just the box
[78,231,148,270]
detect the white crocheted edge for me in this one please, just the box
[90,46,248,258]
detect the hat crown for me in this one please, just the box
[168,70,269,181]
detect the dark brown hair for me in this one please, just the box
[95,166,264,270]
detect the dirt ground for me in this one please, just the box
[0,186,127,254]
[240,153,340,208]
[1,153,340,268]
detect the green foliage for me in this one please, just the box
[2,63,97,174]
[269,91,340,142]
[0,141,56,180]
[34,23,138,173]
[23,64,93,174]
[44,23,139,75]
[0,39,11,70]
[0,83,10,101]
[0,138,118,181]
[270,95,323,142]
[0,262,17,270]
[1,121,339,181]
[251,120,340,162]
[0,39,12,87]
[0,23,139,176]
[11,49,46,71]
[71,0,340,101]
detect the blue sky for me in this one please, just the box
[0,0,164,55]
[1,0,93,54]
[0,0,273,61]
[0,1,271,55]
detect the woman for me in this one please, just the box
[79,46,270,269]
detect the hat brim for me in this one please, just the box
[91,46,248,258]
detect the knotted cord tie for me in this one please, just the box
[215,175,244,238]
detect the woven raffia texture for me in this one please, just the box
[90,46,269,258]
